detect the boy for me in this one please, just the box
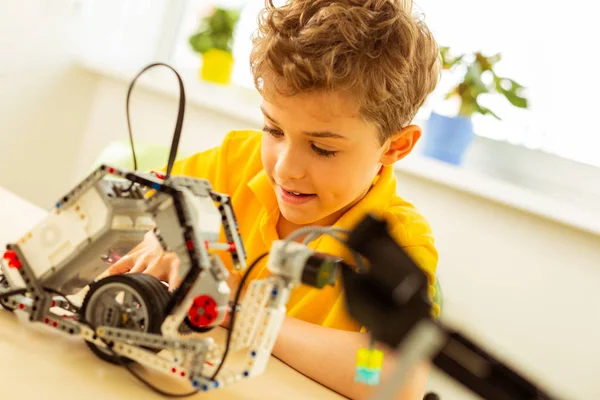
[108,0,441,398]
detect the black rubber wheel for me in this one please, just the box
[133,273,170,313]
[131,274,193,333]
[136,273,212,335]
[131,274,213,335]
[80,273,169,365]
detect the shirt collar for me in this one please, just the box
[248,169,279,212]
[333,164,396,231]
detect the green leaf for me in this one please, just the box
[189,32,213,54]
[213,34,232,52]
[474,101,502,120]
[440,46,464,69]
[495,78,528,108]
[188,7,241,55]
[503,91,528,108]
[505,78,524,90]
[464,63,489,98]
[448,55,464,68]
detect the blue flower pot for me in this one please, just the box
[422,112,474,165]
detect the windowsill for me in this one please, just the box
[77,59,600,237]
[396,154,600,236]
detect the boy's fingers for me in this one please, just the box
[107,254,136,275]
[129,252,153,274]
[143,253,168,282]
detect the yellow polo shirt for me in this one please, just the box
[167,130,439,331]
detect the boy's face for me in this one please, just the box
[260,87,419,227]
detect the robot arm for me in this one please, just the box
[340,214,563,400]
[223,240,339,377]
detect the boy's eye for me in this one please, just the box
[262,125,283,137]
[311,144,337,157]
[263,125,337,157]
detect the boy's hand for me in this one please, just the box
[106,230,182,289]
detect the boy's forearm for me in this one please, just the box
[271,315,429,400]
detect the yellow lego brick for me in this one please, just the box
[356,348,369,367]
[356,348,384,369]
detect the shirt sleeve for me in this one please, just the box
[382,208,440,318]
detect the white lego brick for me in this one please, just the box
[113,342,189,379]
[1,258,24,288]
[182,190,221,242]
[206,343,223,364]
[231,280,272,353]
[17,186,110,278]
[247,306,286,376]
[76,186,111,236]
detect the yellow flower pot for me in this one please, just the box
[200,48,234,85]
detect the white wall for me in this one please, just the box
[76,76,600,400]
[0,0,98,209]
[74,73,258,180]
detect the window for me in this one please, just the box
[413,0,599,168]
[81,0,599,168]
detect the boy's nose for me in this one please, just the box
[274,149,305,181]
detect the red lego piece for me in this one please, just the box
[3,251,21,269]
[152,171,165,180]
[188,295,218,327]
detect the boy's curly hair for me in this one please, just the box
[250,0,441,144]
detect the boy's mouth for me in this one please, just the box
[278,186,317,204]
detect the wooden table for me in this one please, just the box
[0,186,345,400]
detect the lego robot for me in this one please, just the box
[0,164,338,393]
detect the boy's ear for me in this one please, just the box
[379,125,422,165]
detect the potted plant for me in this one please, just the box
[188,6,241,85]
[421,47,529,165]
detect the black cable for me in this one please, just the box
[211,252,270,381]
[0,288,26,300]
[121,360,199,397]
[125,63,186,179]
